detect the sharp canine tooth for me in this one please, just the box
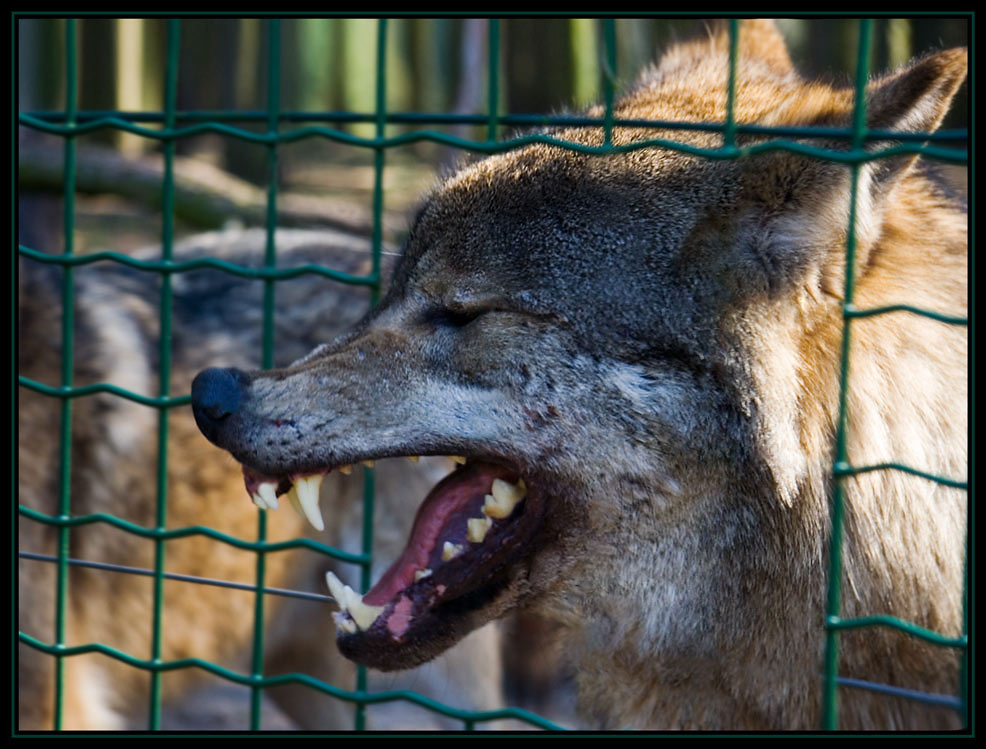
[347,597,385,631]
[294,474,324,531]
[325,571,348,610]
[257,482,278,510]
[340,584,383,630]
[325,570,348,605]
[451,456,467,464]
[287,485,305,519]
[467,516,493,543]
[324,571,384,631]
[338,465,352,475]
[414,568,432,581]
[442,541,465,561]
[251,492,266,509]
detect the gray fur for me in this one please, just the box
[193,23,967,730]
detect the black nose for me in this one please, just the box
[191,367,249,445]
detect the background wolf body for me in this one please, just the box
[191,21,968,730]
[18,228,510,730]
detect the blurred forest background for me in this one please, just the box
[18,16,969,259]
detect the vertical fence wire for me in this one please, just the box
[353,17,388,732]
[602,19,616,145]
[247,17,283,730]
[822,18,872,731]
[959,51,974,726]
[52,17,77,732]
[724,19,739,150]
[959,549,969,727]
[146,18,181,731]
[487,19,500,143]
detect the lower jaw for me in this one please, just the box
[335,571,519,671]
[242,455,547,668]
[332,473,546,668]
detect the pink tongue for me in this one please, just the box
[363,462,514,606]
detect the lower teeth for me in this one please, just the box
[467,516,493,543]
[315,471,530,636]
[441,542,465,562]
[325,571,385,631]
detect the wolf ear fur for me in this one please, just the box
[736,38,966,297]
[659,19,793,77]
[866,48,968,136]
[862,47,968,196]
[701,18,794,74]
[734,19,794,74]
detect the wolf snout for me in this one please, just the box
[191,366,249,445]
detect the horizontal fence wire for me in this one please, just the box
[17,504,371,564]
[23,545,972,718]
[833,677,965,712]
[19,109,969,146]
[18,376,192,408]
[16,632,565,731]
[18,552,337,605]
[826,615,968,650]
[16,244,382,284]
[16,16,969,732]
[832,461,968,490]
[17,110,970,163]
[843,302,968,325]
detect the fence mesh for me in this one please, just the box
[16,16,969,732]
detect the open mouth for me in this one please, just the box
[241,455,544,670]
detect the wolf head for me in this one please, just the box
[192,21,967,728]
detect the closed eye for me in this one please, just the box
[427,306,486,329]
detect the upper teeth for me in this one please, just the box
[249,465,528,547]
[325,571,385,631]
[251,481,279,511]
[288,474,325,531]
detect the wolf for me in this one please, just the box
[190,20,968,730]
[17,227,507,730]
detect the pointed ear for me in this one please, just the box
[661,18,793,75]
[864,47,968,196]
[735,19,793,74]
[729,46,966,301]
[704,18,794,73]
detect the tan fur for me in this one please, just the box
[190,22,967,730]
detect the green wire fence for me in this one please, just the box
[820,19,969,731]
[16,17,969,732]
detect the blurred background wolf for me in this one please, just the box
[18,230,509,729]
